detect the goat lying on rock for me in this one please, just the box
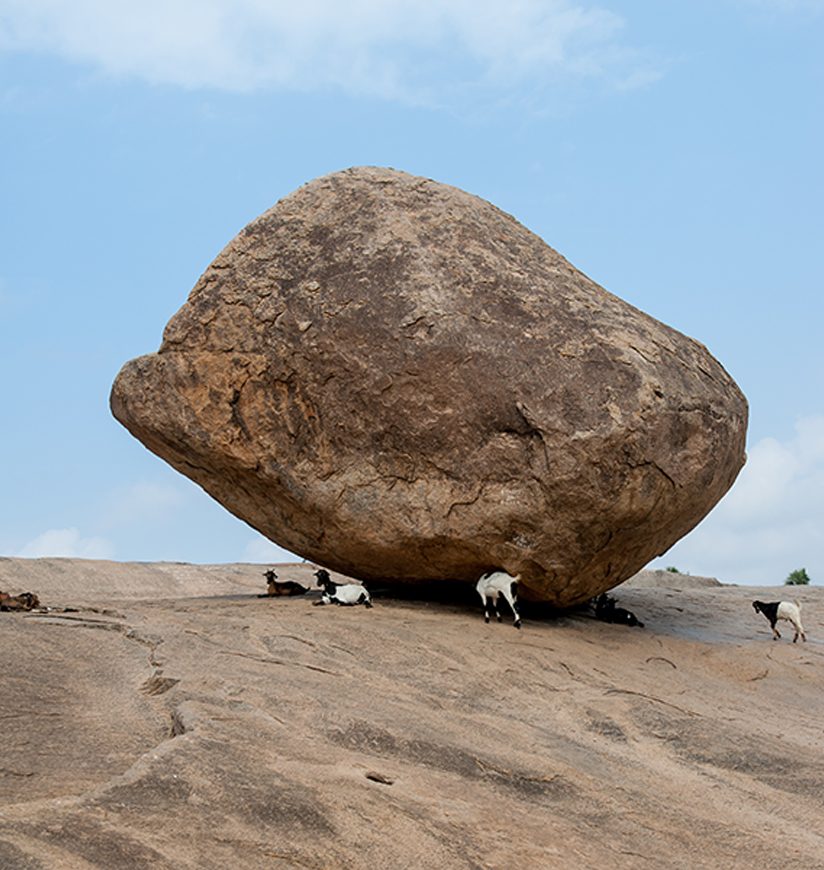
[314,569,333,588]
[261,568,308,597]
[0,591,40,612]
[313,569,372,608]
[752,600,806,642]
[594,593,644,628]
[476,570,521,628]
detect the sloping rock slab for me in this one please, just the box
[111,167,747,605]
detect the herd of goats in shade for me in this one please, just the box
[0,573,808,642]
[257,567,808,642]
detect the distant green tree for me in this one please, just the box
[665,566,681,574]
[785,568,811,586]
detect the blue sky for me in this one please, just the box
[1,1,822,584]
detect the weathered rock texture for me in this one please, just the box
[110,166,747,605]
[3,559,824,870]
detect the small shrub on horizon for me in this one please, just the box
[785,568,811,586]
[665,566,681,574]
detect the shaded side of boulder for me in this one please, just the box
[111,166,747,606]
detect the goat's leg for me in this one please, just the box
[500,587,522,629]
[491,592,503,622]
[478,591,490,623]
[771,622,781,639]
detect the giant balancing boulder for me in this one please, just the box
[111,167,747,606]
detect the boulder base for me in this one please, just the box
[111,167,747,605]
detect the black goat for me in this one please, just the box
[594,592,644,628]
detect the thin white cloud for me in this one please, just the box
[17,527,115,559]
[649,416,824,585]
[0,0,653,101]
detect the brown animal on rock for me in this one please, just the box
[261,569,308,597]
[0,591,41,612]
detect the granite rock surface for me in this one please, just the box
[111,167,747,604]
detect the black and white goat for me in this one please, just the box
[476,570,522,628]
[314,569,333,588]
[313,569,372,608]
[594,593,644,628]
[260,569,308,597]
[752,600,806,642]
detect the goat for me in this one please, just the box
[594,593,644,628]
[752,600,806,642]
[261,568,308,597]
[476,570,521,628]
[314,568,333,588]
[313,569,372,608]
[0,591,40,612]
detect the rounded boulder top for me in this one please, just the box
[111,166,748,606]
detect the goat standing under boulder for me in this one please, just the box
[476,570,521,628]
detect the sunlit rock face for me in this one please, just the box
[111,167,747,605]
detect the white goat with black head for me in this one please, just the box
[313,569,372,608]
[476,570,521,628]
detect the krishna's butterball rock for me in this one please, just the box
[111,167,747,605]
